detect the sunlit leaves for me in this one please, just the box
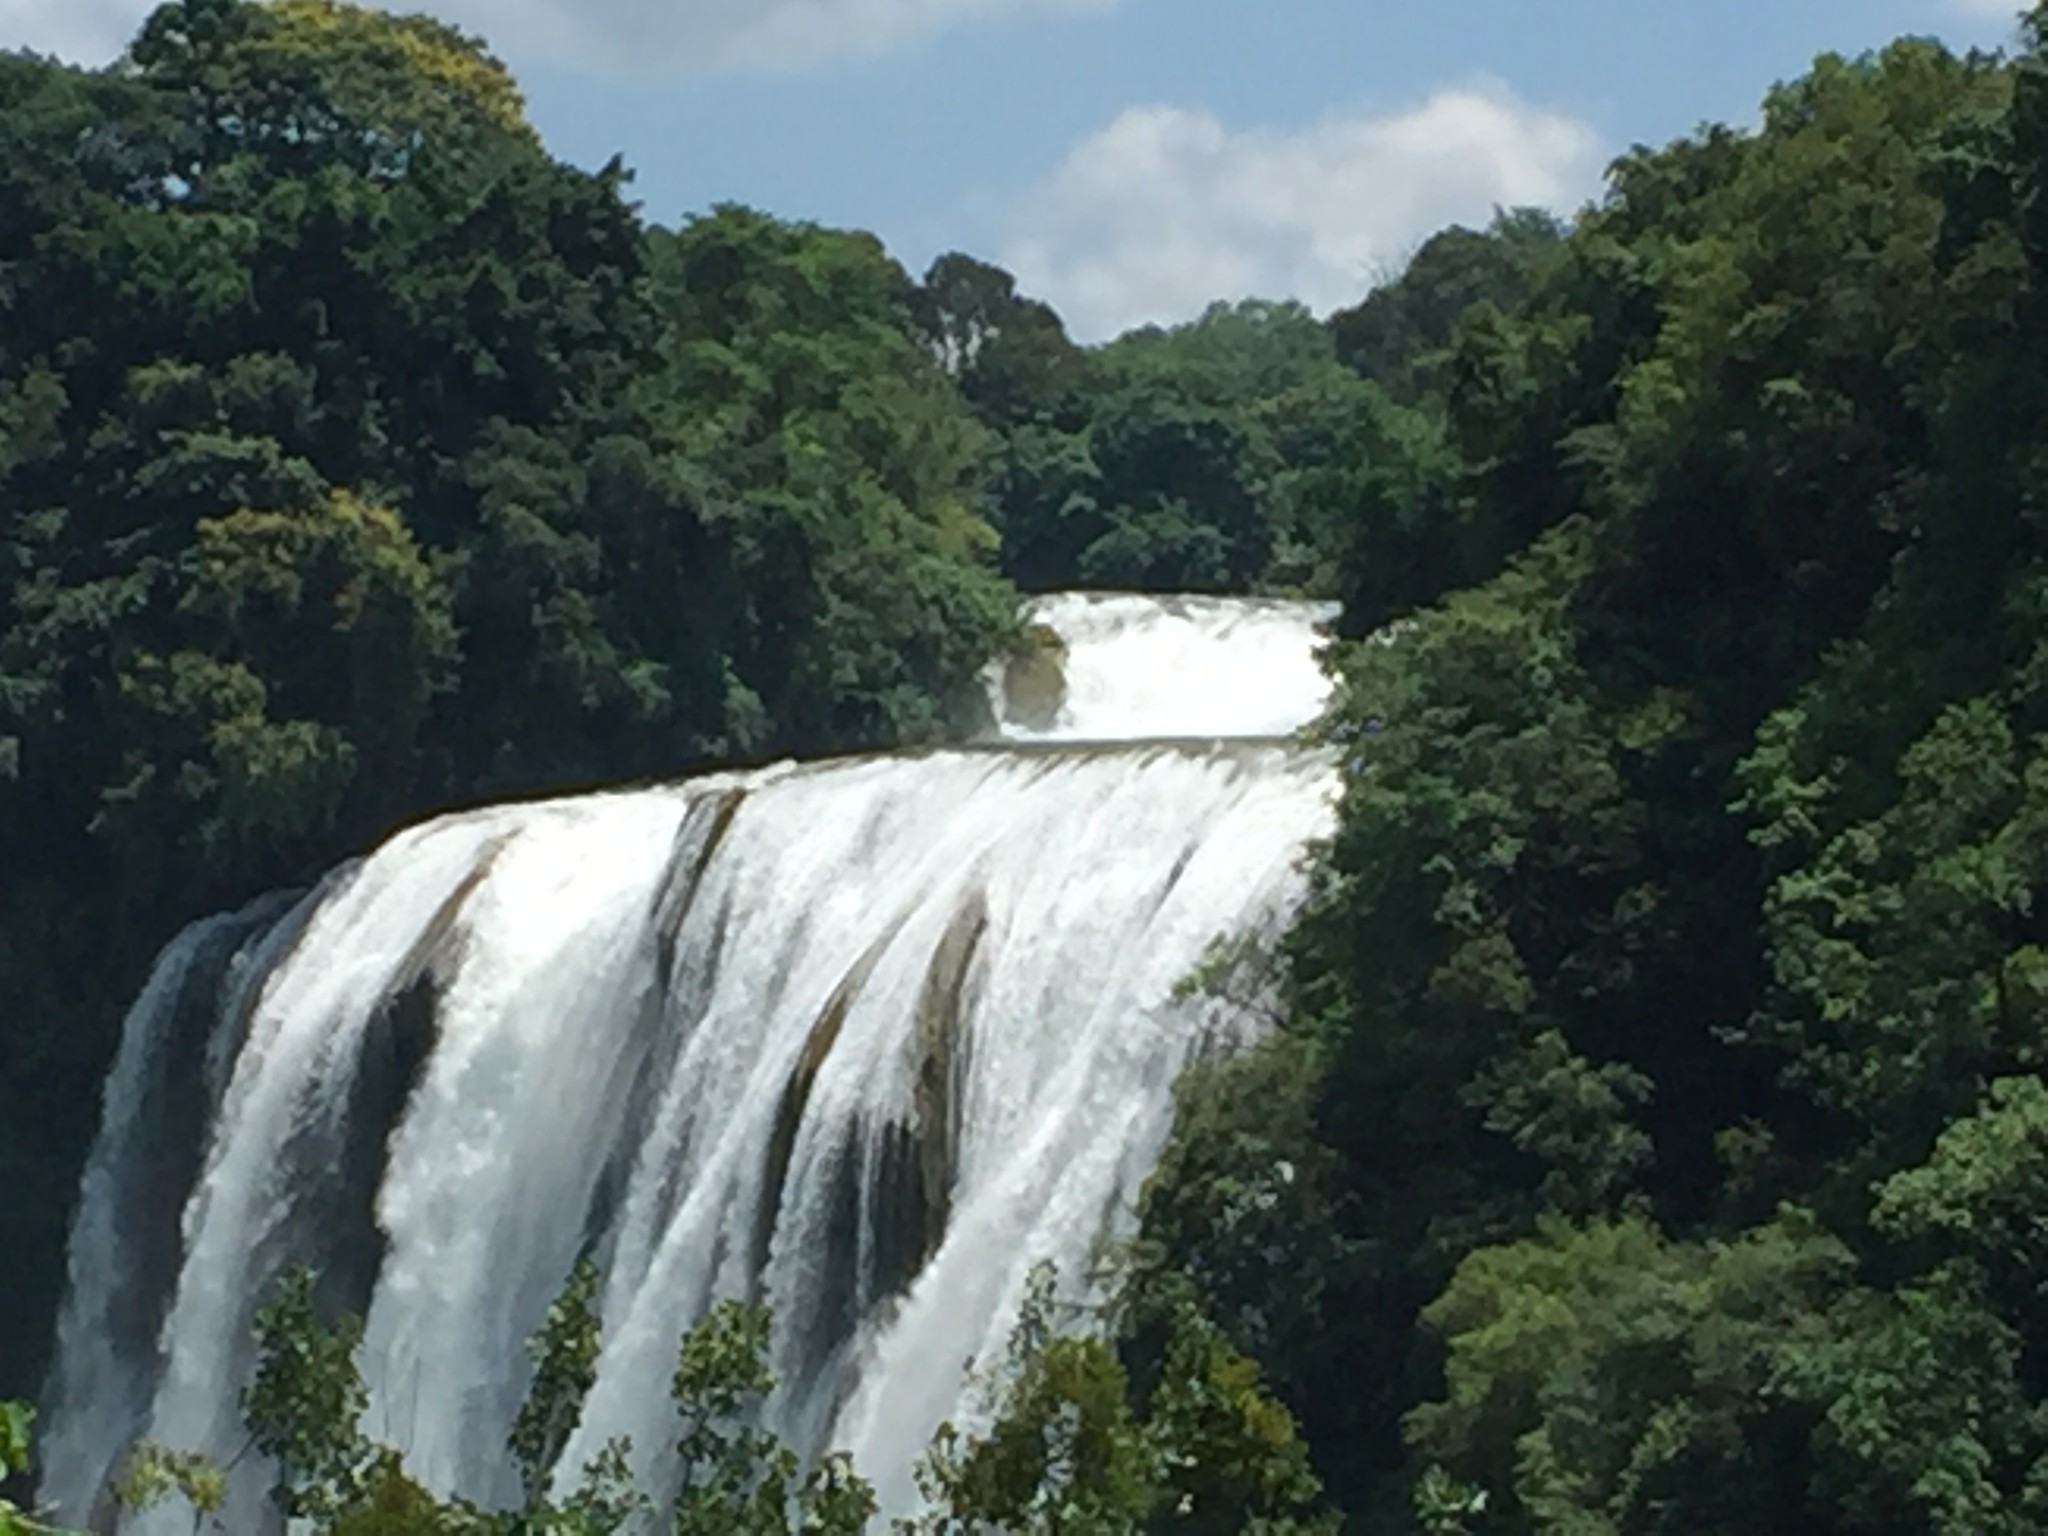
[669,1298,875,1536]
[1875,1076,2048,1284]
[511,1256,604,1508]
[115,1442,228,1518]
[0,1403,28,1479]
[1,1400,41,1536]
[263,0,534,143]
[242,1269,374,1523]
[129,0,535,190]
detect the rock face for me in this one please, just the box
[998,623,1071,733]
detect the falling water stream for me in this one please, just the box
[37,592,1339,1530]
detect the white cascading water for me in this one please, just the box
[38,593,1338,1531]
[988,592,1337,741]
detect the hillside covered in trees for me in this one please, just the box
[12,1,2048,1532]
[1148,15,2048,1533]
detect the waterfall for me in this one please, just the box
[38,593,1338,1529]
[34,890,320,1524]
[985,591,1337,741]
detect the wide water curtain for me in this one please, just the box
[39,594,1337,1528]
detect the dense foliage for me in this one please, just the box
[922,264,1390,595]
[1140,10,2048,1532]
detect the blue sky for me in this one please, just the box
[1,0,2028,337]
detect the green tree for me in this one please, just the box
[242,1269,376,1523]
[906,1265,1331,1535]
[1329,209,1568,402]
[2,1400,46,1536]
[510,1257,605,1512]
[670,1300,873,1536]
[637,206,1015,753]
[226,1266,868,1535]
[914,253,1091,428]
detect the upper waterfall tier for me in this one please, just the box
[985,591,1336,743]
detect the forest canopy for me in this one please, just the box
[14,3,2048,1534]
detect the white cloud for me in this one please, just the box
[1003,85,1607,342]
[0,0,1112,72]
[0,0,147,65]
